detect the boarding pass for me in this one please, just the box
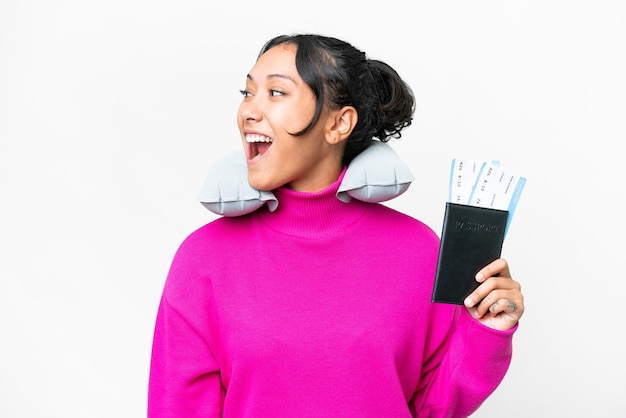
[448,158,526,235]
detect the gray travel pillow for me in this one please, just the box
[198,141,414,217]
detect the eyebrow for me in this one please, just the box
[246,73,297,84]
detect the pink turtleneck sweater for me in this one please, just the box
[148,173,516,417]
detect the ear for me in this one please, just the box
[325,106,357,145]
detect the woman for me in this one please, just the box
[148,33,524,417]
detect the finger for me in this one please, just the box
[463,276,499,308]
[487,298,521,316]
[475,258,510,282]
[463,276,520,309]
[475,286,524,319]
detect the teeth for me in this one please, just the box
[245,134,273,143]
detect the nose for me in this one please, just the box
[239,96,262,122]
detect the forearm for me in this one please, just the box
[413,308,516,417]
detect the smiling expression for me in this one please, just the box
[237,43,346,193]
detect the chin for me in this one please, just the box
[247,174,280,192]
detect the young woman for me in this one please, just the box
[148,34,524,417]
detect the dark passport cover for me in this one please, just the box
[432,202,509,305]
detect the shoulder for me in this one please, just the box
[184,215,251,244]
[169,215,252,263]
[365,203,440,243]
[163,216,252,298]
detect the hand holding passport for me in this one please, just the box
[431,159,526,305]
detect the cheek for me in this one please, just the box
[274,103,313,134]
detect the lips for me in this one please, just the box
[245,134,273,162]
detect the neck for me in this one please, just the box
[286,159,344,193]
[258,168,368,238]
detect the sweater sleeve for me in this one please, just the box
[412,306,516,417]
[148,231,224,417]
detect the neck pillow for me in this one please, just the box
[198,141,414,217]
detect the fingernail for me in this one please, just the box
[475,272,484,281]
[464,296,473,306]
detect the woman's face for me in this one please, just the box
[237,43,344,192]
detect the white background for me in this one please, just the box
[1,1,624,416]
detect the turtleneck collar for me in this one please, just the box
[258,167,368,238]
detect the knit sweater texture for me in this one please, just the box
[148,172,515,417]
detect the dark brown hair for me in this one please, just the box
[259,34,415,165]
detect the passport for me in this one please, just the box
[431,202,509,305]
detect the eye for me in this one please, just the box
[239,89,252,98]
[270,89,284,97]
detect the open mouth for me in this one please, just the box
[246,134,273,162]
